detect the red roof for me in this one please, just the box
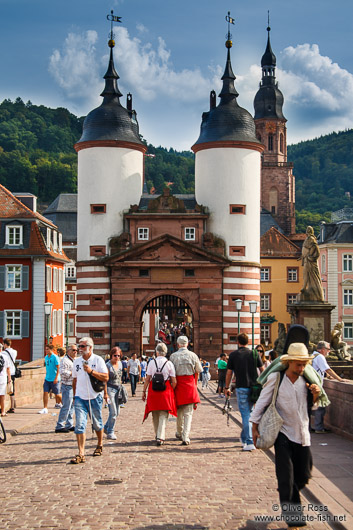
[0,184,56,227]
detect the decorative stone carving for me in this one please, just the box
[274,322,286,354]
[330,322,352,360]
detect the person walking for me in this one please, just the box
[0,345,11,416]
[225,333,264,451]
[121,356,128,384]
[251,343,320,528]
[170,335,202,445]
[217,353,228,397]
[3,338,18,413]
[104,347,123,440]
[142,342,177,446]
[55,344,78,433]
[312,340,349,433]
[201,358,210,389]
[70,337,109,464]
[127,353,141,397]
[38,344,62,414]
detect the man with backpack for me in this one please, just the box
[142,342,177,446]
[3,338,18,413]
[170,336,202,445]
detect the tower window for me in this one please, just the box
[184,227,196,241]
[185,269,195,277]
[280,133,284,153]
[229,246,245,257]
[139,269,150,277]
[138,228,149,240]
[268,134,273,151]
[229,204,246,215]
[91,204,106,214]
[90,246,106,257]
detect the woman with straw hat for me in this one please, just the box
[251,343,320,528]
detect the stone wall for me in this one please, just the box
[4,358,45,409]
[324,380,353,441]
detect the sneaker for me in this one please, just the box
[54,403,62,409]
[120,404,125,408]
[315,429,331,434]
[181,440,190,446]
[55,428,69,433]
[242,443,256,451]
[107,433,117,440]
[38,408,48,414]
[175,432,182,440]
[67,426,75,432]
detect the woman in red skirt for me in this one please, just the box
[142,343,177,446]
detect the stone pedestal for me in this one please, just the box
[287,301,335,343]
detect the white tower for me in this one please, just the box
[192,29,263,349]
[75,37,146,262]
[74,26,146,350]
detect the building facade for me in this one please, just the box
[0,186,69,361]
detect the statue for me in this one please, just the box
[299,226,324,302]
[274,323,286,355]
[330,322,351,361]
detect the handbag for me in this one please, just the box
[250,348,262,403]
[5,349,22,378]
[256,372,284,450]
[89,373,105,393]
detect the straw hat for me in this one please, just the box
[280,342,314,363]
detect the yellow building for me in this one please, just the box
[260,227,303,347]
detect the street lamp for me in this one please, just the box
[235,298,242,335]
[64,300,72,349]
[249,300,258,349]
[44,302,53,345]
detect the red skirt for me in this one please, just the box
[143,380,177,422]
[174,374,200,408]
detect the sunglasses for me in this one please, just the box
[78,344,88,348]
[112,354,120,357]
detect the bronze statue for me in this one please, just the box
[299,226,324,302]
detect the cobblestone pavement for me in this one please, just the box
[0,384,335,530]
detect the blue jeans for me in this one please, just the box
[130,373,138,395]
[236,387,253,445]
[56,383,74,429]
[74,394,104,434]
[104,387,121,435]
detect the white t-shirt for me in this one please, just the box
[127,358,140,375]
[146,356,176,381]
[312,352,330,383]
[3,347,17,376]
[0,353,10,385]
[72,353,108,400]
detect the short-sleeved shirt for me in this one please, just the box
[0,353,10,385]
[72,353,108,400]
[141,360,147,372]
[127,358,140,375]
[312,352,330,383]
[44,353,61,382]
[170,348,202,376]
[227,347,262,388]
[146,356,176,381]
[3,347,17,376]
[217,359,228,370]
[202,361,210,373]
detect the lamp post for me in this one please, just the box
[44,302,53,345]
[249,300,258,349]
[235,298,242,335]
[64,300,72,350]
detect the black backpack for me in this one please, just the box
[151,359,168,391]
[0,355,4,374]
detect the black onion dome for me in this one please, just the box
[77,47,143,146]
[193,47,260,146]
[254,26,286,120]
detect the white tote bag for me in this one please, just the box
[256,372,283,450]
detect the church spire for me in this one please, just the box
[100,10,123,100]
[219,12,239,102]
[260,12,277,85]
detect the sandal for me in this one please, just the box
[93,445,103,457]
[70,454,86,464]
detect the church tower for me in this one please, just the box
[192,17,263,349]
[254,22,295,235]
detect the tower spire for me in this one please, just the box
[101,10,123,99]
[219,12,238,101]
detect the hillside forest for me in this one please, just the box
[1,98,353,233]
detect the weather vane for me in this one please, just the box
[107,9,122,48]
[225,11,235,48]
[267,10,271,32]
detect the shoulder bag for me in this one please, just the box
[256,372,284,450]
[250,349,262,403]
[5,349,22,378]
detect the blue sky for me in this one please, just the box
[1,0,353,150]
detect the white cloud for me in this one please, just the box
[49,30,102,113]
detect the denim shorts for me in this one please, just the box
[43,380,61,394]
[74,394,104,434]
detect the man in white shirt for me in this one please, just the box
[251,343,320,528]
[3,338,17,413]
[70,337,109,464]
[127,353,141,397]
[55,344,78,433]
[0,345,11,416]
[312,341,348,433]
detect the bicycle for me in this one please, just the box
[0,415,6,443]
